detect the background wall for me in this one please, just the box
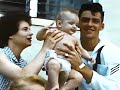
[99,0,120,46]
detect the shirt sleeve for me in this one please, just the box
[88,70,120,90]
[0,48,2,52]
[88,41,120,90]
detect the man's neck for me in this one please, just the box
[80,38,99,51]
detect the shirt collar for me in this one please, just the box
[92,38,108,54]
[2,46,22,63]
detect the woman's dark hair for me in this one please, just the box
[0,12,31,48]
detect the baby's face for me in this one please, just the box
[60,13,79,35]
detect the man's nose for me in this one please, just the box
[88,20,93,26]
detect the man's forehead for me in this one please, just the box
[80,11,101,19]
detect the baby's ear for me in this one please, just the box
[56,20,62,28]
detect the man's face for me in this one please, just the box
[79,10,104,39]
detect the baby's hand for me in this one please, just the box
[90,57,95,64]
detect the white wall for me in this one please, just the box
[99,0,120,46]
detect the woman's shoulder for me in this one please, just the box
[0,51,8,63]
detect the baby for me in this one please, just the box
[36,10,94,90]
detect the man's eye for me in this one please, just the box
[81,18,89,23]
[93,19,100,24]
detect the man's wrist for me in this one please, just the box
[79,63,85,70]
[78,63,93,84]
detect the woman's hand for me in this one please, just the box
[42,30,64,50]
[56,43,83,71]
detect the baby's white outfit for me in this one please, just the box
[44,50,71,73]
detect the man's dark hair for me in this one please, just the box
[0,12,31,48]
[78,3,104,22]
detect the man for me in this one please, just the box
[57,3,120,90]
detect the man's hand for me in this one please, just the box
[56,43,83,71]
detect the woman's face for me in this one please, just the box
[10,20,33,48]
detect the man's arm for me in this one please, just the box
[57,42,93,83]
[57,43,120,89]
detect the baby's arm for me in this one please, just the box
[36,27,49,41]
[81,48,94,62]
[75,39,94,62]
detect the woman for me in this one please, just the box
[0,12,64,90]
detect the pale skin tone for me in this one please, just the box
[0,20,64,81]
[57,10,104,83]
[37,11,93,90]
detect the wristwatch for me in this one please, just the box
[79,63,85,70]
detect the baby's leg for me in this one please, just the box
[60,69,83,90]
[47,59,61,90]
[59,71,69,87]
